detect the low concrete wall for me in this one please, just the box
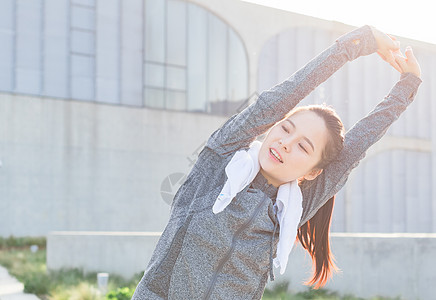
[47,232,436,299]
[285,233,436,299]
[47,231,161,279]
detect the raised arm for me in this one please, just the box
[206,25,381,157]
[299,71,422,226]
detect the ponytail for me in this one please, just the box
[297,195,338,289]
[285,104,344,287]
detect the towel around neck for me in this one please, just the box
[212,140,303,275]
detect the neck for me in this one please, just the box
[259,168,282,188]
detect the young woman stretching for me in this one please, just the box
[132,24,422,299]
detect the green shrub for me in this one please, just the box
[0,246,400,300]
[50,282,104,300]
[23,272,51,294]
[0,248,48,295]
[48,268,90,287]
[295,287,339,299]
[106,287,134,300]
[0,236,46,249]
[263,280,291,299]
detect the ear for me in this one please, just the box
[302,168,323,181]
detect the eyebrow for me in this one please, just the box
[285,119,315,152]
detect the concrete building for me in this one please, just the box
[1,0,436,297]
[1,0,435,237]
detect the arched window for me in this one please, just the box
[258,26,360,127]
[144,0,249,115]
[0,0,248,114]
[258,26,337,105]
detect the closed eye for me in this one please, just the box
[285,119,315,152]
[299,143,308,154]
[281,125,289,133]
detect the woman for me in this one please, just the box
[132,25,422,299]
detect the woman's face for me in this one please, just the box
[259,110,329,187]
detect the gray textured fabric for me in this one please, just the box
[132,25,422,300]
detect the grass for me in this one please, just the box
[262,280,401,300]
[0,236,401,300]
[0,236,141,299]
[0,236,46,249]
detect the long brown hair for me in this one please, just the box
[297,196,337,288]
[285,104,345,288]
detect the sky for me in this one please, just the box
[241,0,436,45]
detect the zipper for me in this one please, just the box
[203,195,267,300]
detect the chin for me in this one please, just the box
[258,152,267,167]
[259,156,274,174]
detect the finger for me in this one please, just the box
[377,50,386,61]
[405,46,417,63]
[393,52,407,71]
[386,51,402,73]
[387,34,402,52]
[392,40,401,51]
[393,49,406,59]
[387,34,397,41]
[390,59,402,73]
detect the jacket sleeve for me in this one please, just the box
[205,25,378,157]
[299,72,423,226]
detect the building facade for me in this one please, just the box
[1,0,435,237]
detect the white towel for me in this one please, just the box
[212,140,303,275]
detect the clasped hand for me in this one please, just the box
[370,26,421,78]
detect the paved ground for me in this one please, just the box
[0,266,39,300]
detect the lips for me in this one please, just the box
[269,148,283,163]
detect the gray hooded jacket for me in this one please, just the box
[132,25,422,300]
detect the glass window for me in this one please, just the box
[228,30,248,103]
[2,0,251,110]
[95,0,119,104]
[277,30,296,83]
[167,90,186,110]
[0,0,14,91]
[258,35,278,93]
[71,54,94,77]
[44,0,69,98]
[0,0,13,31]
[295,27,314,71]
[120,0,143,107]
[145,62,165,88]
[71,75,94,100]
[145,88,165,109]
[145,0,165,63]
[71,6,95,30]
[15,0,42,94]
[16,34,40,68]
[71,30,94,55]
[72,0,95,7]
[71,54,94,100]
[187,4,207,112]
[167,0,186,66]
[0,32,13,90]
[97,77,118,104]
[143,0,248,113]
[259,27,319,95]
[166,66,185,90]
[207,14,227,106]
[15,69,40,94]
[44,36,68,97]
[16,0,41,33]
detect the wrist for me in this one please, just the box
[401,71,422,80]
[335,25,378,60]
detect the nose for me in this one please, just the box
[279,136,297,152]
